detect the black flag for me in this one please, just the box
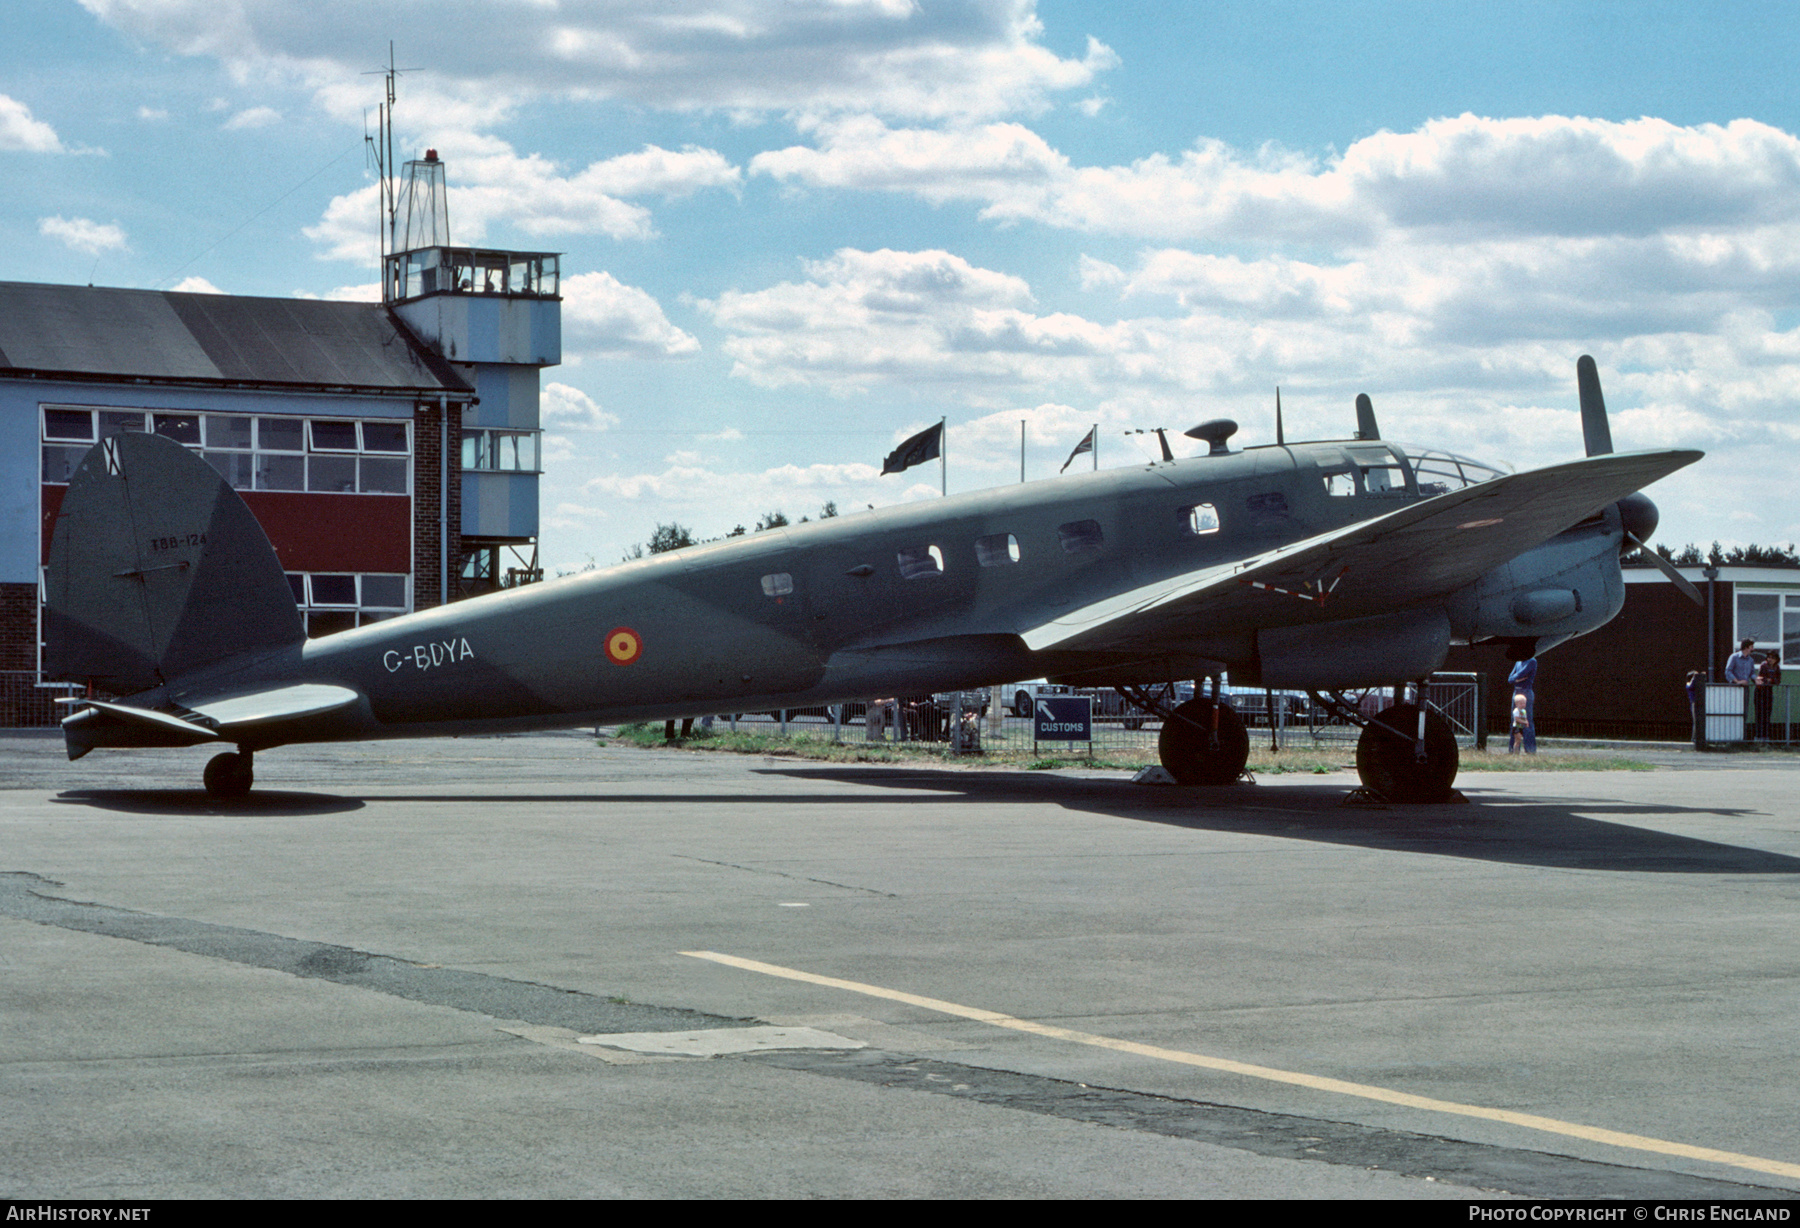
[1059,426,1096,473]
[882,422,943,475]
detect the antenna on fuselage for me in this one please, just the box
[1354,393,1380,441]
[1275,387,1285,446]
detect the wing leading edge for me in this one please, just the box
[1021,448,1702,654]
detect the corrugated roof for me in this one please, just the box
[0,282,471,395]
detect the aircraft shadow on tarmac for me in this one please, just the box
[753,767,1798,875]
[52,789,364,817]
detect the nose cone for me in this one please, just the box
[1618,491,1659,543]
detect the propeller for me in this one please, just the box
[1579,355,1703,606]
[1577,354,1613,458]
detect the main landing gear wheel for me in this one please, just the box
[1157,698,1249,786]
[203,751,254,798]
[1355,703,1458,802]
[1014,690,1034,718]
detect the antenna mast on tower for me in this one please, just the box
[364,42,404,260]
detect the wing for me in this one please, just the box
[1022,448,1701,654]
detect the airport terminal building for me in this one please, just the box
[0,249,559,726]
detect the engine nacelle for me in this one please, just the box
[1445,512,1624,647]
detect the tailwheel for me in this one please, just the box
[203,750,254,798]
[1157,698,1249,785]
[1355,703,1458,802]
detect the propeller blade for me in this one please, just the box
[1627,533,1704,605]
[1577,354,1614,457]
[1354,393,1379,441]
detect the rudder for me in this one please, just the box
[44,431,304,695]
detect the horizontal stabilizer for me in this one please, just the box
[186,684,361,731]
[62,701,219,760]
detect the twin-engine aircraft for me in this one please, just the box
[46,357,1700,801]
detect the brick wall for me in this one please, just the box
[0,582,74,727]
[412,400,463,611]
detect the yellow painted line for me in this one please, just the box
[682,949,1800,1182]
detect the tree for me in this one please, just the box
[819,501,839,519]
[647,522,698,553]
[1634,541,1799,569]
[754,511,789,532]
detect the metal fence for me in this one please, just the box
[698,673,1487,757]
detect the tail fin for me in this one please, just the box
[44,431,304,695]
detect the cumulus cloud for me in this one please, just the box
[39,215,128,255]
[754,113,1800,244]
[581,458,888,532]
[700,247,1049,392]
[307,140,738,261]
[542,382,620,431]
[222,105,281,130]
[0,94,63,152]
[169,276,224,293]
[562,271,700,359]
[77,0,1113,121]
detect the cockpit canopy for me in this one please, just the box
[1400,447,1509,496]
[1313,443,1509,499]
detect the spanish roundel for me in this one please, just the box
[604,626,642,666]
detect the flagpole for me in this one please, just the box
[1092,422,1098,471]
[1020,420,1026,483]
[940,416,947,497]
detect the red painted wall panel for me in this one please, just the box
[240,492,412,572]
[41,484,411,574]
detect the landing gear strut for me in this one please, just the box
[203,750,254,798]
[1157,697,1249,785]
[1355,703,1458,802]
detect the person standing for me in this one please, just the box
[1756,649,1781,741]
[1508,655,1538,754]
[1727,639,1758,740]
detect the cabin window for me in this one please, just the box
[1322,469,1356,497]
[761,572,794,597]
[1181,503,1220,535]
[1058,520,1104,553]
[976,533,1021,566]
[1360,463,1406,495]
[897,544,945,579]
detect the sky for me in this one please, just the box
[5,0,1800,570]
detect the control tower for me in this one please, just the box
[382,150,560,594]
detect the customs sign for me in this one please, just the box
[1034,695,1092,742]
